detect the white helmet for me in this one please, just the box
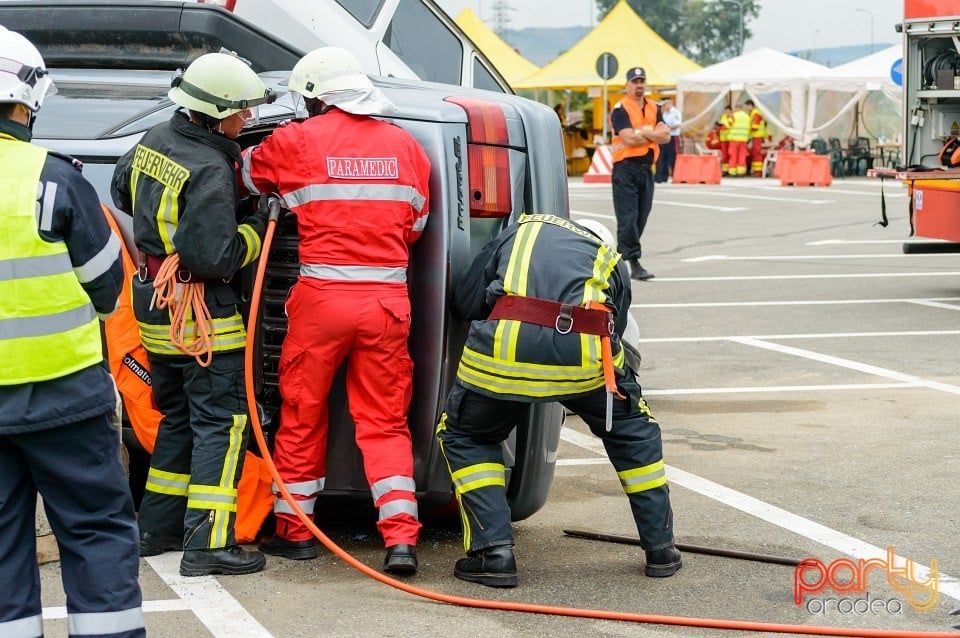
[288,47,373,99]
[168,51,274,119]
[577,219,615,247]
[0,27,54,113]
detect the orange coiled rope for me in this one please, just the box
[150,253,215,367]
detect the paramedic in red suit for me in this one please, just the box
[240,47,430,575]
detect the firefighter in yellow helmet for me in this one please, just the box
[0,27,145,636]
[111,51,275,576]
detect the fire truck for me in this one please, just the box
[874,0,960,251]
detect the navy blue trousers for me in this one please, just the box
[0,413,144,637]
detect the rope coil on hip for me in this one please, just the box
[150,253,214,367]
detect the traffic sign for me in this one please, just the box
[596,52,618,81]
[891,58,903,87]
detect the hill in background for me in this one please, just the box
[499,26,890,70]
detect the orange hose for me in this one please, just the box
[243,217,956,638]
[152,253,214,367]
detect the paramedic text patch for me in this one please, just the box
[327,157,399,180]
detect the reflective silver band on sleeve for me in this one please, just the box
[74,232,121,283]
[240,148,261,195]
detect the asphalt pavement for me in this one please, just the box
[38,175,960,637]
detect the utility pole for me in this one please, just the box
[717,0,744,56]
[854,8,875,52]
[490,0,513,35]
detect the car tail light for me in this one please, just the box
[198,0,237,10]
[445,97,512,218]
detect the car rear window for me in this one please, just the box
[33,72,172,139]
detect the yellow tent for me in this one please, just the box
[512,0,700,91]
[455,8,539,88]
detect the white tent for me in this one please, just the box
[676,47,830,146]
[805,45,903,143]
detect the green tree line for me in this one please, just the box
[595,0,761,65]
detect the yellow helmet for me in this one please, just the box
[168,51,274,119]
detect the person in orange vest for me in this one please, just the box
[727,103,751,177]
[718,105,733,174]
[609,66,670,281]
[745,99,768,177]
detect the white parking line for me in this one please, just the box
[143,553,272,637]
[645,272,960,281]
[633,329,960,343]
[632,297,960,308]
[807,239,932,245]
[653,200,746,212]
[643,382,923,396]
[684,253,917,262]
[557,428,960,602]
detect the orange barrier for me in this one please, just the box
[673,154,722,184]
[779,152,832,187]
[583,145,614,183]
[771,150,814,179]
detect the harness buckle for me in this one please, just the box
[137,252,148,283]
[555,304,574,335]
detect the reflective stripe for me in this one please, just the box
[0,304,96,340]
[0,614,42,638]
[275,496,316,515]
[379,498,418,521]
[145,467,190,497]
[450,462,505,494]
[283,183,427,213]
[188,484,238,512]
[300,263,406,283]
[237,223,261,267]
[239,148,261,195]
[74,232,121,283]
[0,251,72,281]
[67,607,144,636]
[617,460,667,494]
[38,181,56,232]
[370,475,416,501]
[273,478,325,497]
[412,213,428,232]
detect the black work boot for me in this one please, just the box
[383,544,418,575]
[645,545,682,577]
[139,531,181,557]
[629,259,655,281]
[260,535,317,560]
[179,546,266,576]
[454,545,518,588]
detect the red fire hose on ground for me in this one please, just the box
[242,198,957,638]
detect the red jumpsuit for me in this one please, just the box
[240,108,430,547]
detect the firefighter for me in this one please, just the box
[240,47,430,575]
[111,51,275,576]
[437,214,681,588]
[0,28,145,636]
[746,99,768,177]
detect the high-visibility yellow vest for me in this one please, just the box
[728,110,751,143]
[749,107,768,139]
[718,113,734,142]
[0,139,102,384]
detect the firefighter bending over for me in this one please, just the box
[111,51,275,576]
[241,47,430,575]
[437,215,681,587]
[0,27,145,635]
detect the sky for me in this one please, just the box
[435,0,904,53]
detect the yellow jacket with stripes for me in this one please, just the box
[451,214,631,402]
